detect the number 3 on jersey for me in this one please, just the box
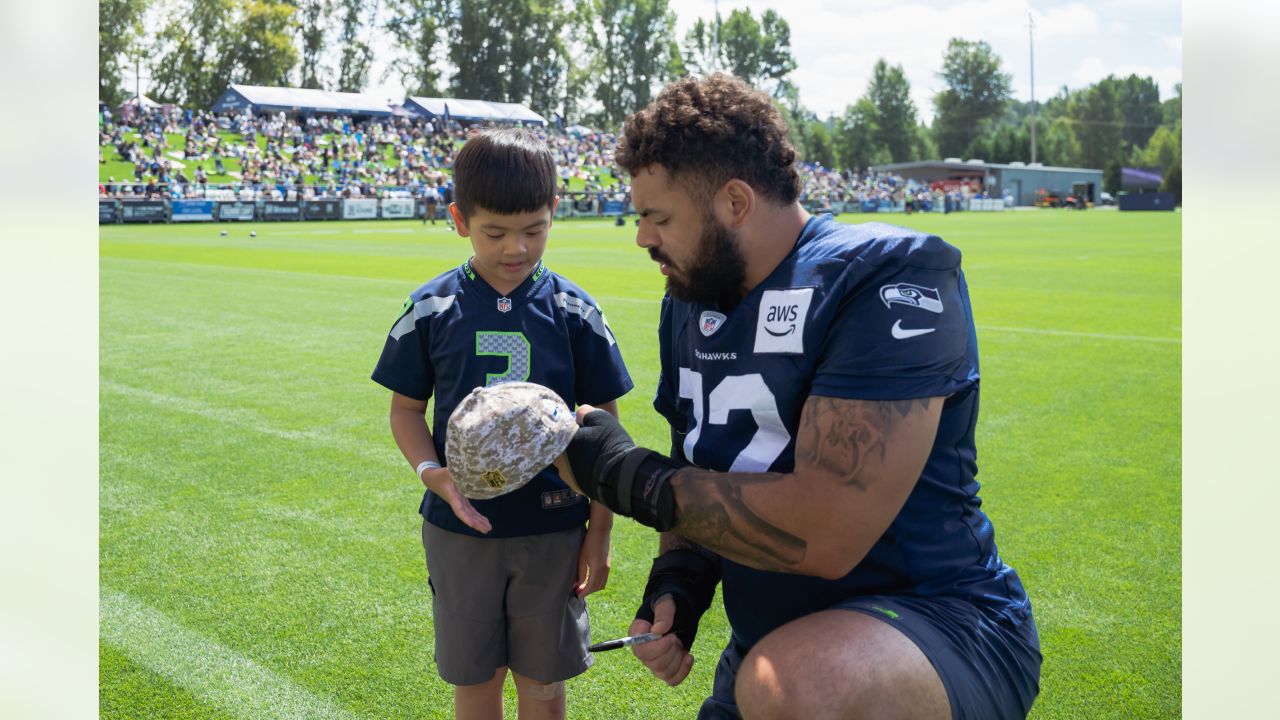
[476,331,531,386]
[678,369,791,472]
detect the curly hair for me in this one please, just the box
[615,73,800,205]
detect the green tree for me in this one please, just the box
[866,59,917,162]
[150,0,298,107]
[1104,159,1122,194]
[1140,124,1181,175]
[520,0,574,116]
[912,123,937,163]
[149,0,240,107]
[1162,82,1181,129]
[585,0,677,127]
[1039,115,1081,167]
[835,98,890,171]
[294,0,331,88]
[680,15,720,76]
[931,38,1012,158]
[720,9,762,84]
[804,118,836,169]
[99,0,147,107]
[1161,162,1181,205]
[236,0,299,87]
[687,8,795,96]
[385,0,444,96]
[1069,79,1123,170]
[336,0,373,91]
[1110,74,1163,155]
[448,0,511,100]
[757,10,797,96]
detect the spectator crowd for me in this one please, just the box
[101,102,974,212]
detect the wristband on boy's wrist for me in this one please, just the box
[416,460,442,478]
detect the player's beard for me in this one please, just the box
[656,214,747,307]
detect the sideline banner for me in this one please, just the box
[1119,192,1175,211]
[381,198,416,219]
[120,200,167,223]
[263,201,302,221]
[601,199,626,216]
[171,199,216,222]
[343,198,379,219]
[303,199,341,220]
[99,200,119,224]
[218,201,257,221]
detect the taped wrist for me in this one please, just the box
[634,549,722,650]
[596,448,682,531]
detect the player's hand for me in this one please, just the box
[629,595,694,686]
[565,406,637,503]
[574,523,612,598]
[424,467,491,534]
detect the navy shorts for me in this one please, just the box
[697,596,1041,720]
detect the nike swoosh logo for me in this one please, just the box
[891,319,935,339]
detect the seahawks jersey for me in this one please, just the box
[373,259,633,538]
[653,215,1030,650]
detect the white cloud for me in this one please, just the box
[1070,57,1183,98]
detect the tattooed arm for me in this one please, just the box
[667,395,943,578]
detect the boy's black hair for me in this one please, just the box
[451,128,558,220]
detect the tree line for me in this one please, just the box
[100,0,1180,191]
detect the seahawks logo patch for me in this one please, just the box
[879,283,943,314]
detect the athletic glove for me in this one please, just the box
[566,410,684,531]
[635,548,722,650]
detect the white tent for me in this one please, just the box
[211,84,394,116]
[403,96,547,126]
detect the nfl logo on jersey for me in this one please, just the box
[497,297,512,313]
[700,310,727,337]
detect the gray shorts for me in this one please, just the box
[422,520,593,686]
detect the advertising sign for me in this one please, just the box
[120,200,168,223]
[99,200,119,224]
[381,198,416,219]
[218,201,257,221]
[171,199,216,222]
[262,201,302,221]
[342,198,379,220]
[303,199,341,220]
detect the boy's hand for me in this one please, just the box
[424,467,492,534]
[575,520,612,598]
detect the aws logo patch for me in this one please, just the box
[754,287,813,354]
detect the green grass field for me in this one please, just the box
[100,209,1181,719]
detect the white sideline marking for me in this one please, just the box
[100,589,358,720]
[100,380,399,469]
[977,324,1180,344]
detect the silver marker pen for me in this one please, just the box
[588,632,664,652]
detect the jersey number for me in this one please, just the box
[476,331,530,386]
[677,369,791,471]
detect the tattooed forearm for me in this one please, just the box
[660,395,937,574]
[796,396,932,490]
[670,469,807,573]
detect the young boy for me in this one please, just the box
[371,128,632,720]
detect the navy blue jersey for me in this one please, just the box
[373,259,633,538]
[654,215,1030,649]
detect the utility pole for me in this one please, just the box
[1028,10,1037,164]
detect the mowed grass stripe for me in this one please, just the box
[101,589,360,720]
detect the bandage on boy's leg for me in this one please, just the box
[512,673,565,701]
